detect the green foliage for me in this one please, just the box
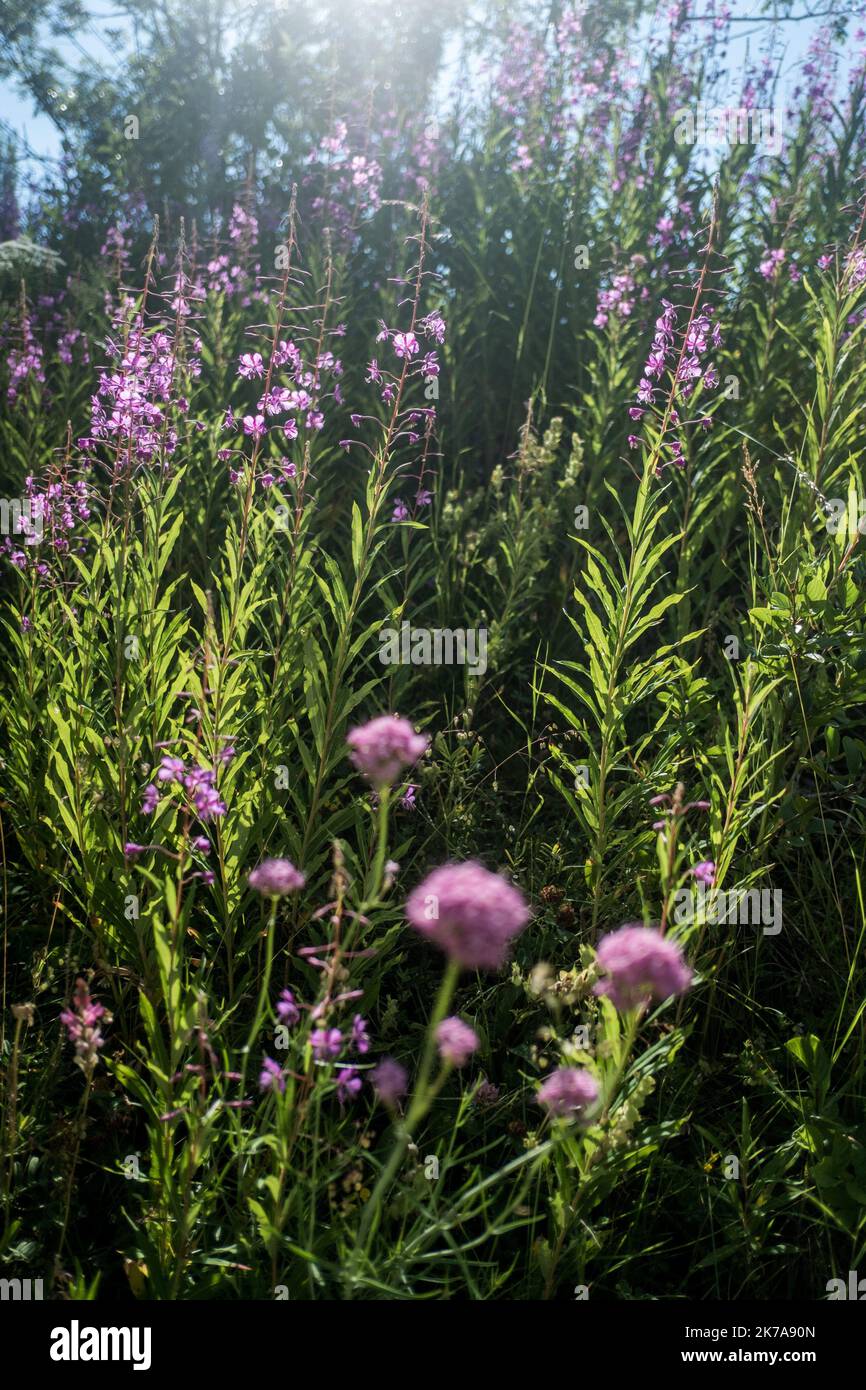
[0,0,865,1304]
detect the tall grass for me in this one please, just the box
[1,0,865,1300]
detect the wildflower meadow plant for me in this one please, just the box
[0,0,864,1319]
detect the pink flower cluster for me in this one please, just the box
[593,257,647,329]
[405,861,530,972]
[228,330,344,480]
[346,714,428,787]
[435,1016,480,1067]
[305,119,383,243]
[206,203,261,306]
[631,298,723,472]
[260,993,370,1106]
[141,749,233,824]
[82,310,200,470]
[60,979,108,1076]
[370,1057,408,1106]
[248,858,306,896]
[6,315,45,402]
[593,923,692,1012]
[1,469,91,575]
[537,1067,599,1119]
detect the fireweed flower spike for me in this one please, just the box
[248,858,306,896]
[405,860,530,972]
[60,978,109,1077]
[594,924,692,1013]
[537,1068,599,1120]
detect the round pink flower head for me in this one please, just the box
[593,923,692,1012]
[405,860,530,972]
[370,1057,408,1106]
[248,858,306,896]
[346,714,428,787]
[435,1016,480,1067]
[537,1067,599,1119]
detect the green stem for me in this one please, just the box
[363,787,391,906]
[240,901,279,1096]
[357,959,460,1252]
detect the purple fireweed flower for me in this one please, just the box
[370,1057,408,1106]
[259,1056,286,1093]
[60,978,108,1076]
[141,783,159,814]
[124,842,146,856]
[248,858,306,896]
[243,414,267,438]
[336,1067,362,1104]
[537,1067,599,1118]
[193,784,227,821]
[593,924,692,1012]
[350,1015,371,1054]
[405,860,530,972]
[238,352,264,379]
[392,331,419,359]
[258,386,291,415]
[759,247,785,280]
[435,1016,480,1067]
[391,499,410,522]
[183,766,213,792]
[690,860,716,886]
[276,989,300,1026]
[418,311,446,343]
[311,1027,343,1061]
[191,836,210,852]
[157,755,185,783]
[346,714,428,787]
[86,309,194,469]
